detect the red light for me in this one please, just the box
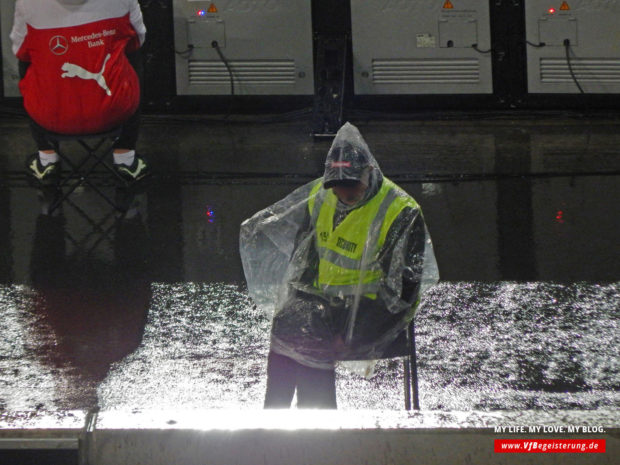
[555,210,564,223]
[205,206,216,223]
[548,7,556,14]
[197,9,206,17]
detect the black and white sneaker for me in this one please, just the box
[113,155,150,182]
[27,154,61,185]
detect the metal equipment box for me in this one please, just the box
[350,0,493,95]
[1,0,20,97]
[173,0,314,95]
[525,0,620,93]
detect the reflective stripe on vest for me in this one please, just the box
[308,177,418,298]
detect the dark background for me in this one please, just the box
[1,0,620,114]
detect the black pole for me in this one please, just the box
[408,319,420,410]
[404,355,412,410]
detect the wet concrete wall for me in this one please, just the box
[90,423,618,465]
[2,411,618,465]
[5,118,619,283]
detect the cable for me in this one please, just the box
[526,40,546,48]
[210,40,237,122]
[175,44,194,58]
[212,40,234,97]
[344,107,617,122]
[564,39,584,94]
[471,43,492,54]
[5,166,619,188]
[141,107,313,125]
[116,169,620,186]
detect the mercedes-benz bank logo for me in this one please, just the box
[49,35,68,55]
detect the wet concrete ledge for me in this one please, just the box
[1,409,618,464]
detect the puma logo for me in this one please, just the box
[61,53,112,95]
[116,158,148,180]
[29,158,57,180]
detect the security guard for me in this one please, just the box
[240,122,438,408]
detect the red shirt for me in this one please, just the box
[11,0,146,134]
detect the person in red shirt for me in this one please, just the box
[11,0,149,183]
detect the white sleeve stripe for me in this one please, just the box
[129,0,146,46]
[10,0,147,53]
[10,1,27,56]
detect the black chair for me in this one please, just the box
[42,128,128,214]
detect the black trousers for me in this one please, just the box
[21,50,143,152]
[264,290,409,409]
[29,111,141,152]
[264,351,337,409]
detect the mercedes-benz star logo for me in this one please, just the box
[49,35,68,55]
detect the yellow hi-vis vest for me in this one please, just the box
[308,177,419,298]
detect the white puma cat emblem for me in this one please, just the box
[61,53,112,96]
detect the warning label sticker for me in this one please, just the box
[417,33,436,48]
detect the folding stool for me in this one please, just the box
[42,127,129,214]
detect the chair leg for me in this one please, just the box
[49,137,128,213]
[404,357,412,410]
[408,320,420,410]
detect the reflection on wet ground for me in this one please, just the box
[417,282,619,411]
[2,280,618,411]
[0,117,619,413]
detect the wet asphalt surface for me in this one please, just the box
[0,117,619,413]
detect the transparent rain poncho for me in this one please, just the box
[240,123,439,371]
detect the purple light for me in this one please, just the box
[205,206,216,223]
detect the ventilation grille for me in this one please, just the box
[372,58,480,85]
[540,58,620,83]
[189,60,296,86]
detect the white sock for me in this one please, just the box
[113,150,136,166]
[38,151,59,166]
